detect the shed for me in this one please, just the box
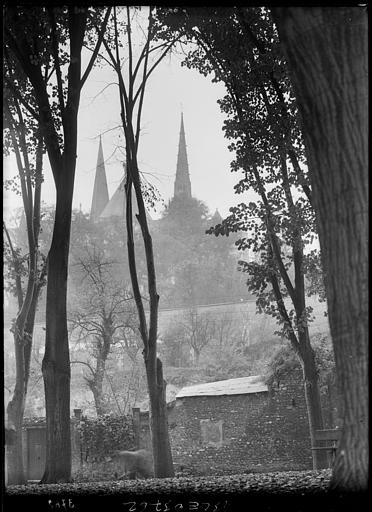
[167,373,313,475]
[176,375,268,398]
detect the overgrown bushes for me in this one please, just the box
[77,414,135,463]
[265,334,336,389]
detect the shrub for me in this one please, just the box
[265,334,335,389]
[73,460,118,482]
[77,414,135,463]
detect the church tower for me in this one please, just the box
[90,136,109,222]
[174,113,192,200]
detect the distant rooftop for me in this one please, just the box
[176,375,268,398]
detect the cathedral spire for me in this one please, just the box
[90,135,109,222]
[211,208,223,225]
[174,113,192,199]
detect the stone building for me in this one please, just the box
[17,371,337,481]
[134,371,323,476]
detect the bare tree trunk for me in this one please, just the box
[269,240,328,469]
[326,380,335,429]
[5,6,109,485]
[41,172,74,483]
[125,155,175,477]
[6,283,42,485]
[193,348,200,366]
[6,333,27,485]
[90,328,112,416]
[272,6,368,490]
[89,363,106,417]
[146,357,174,478]
[299,334,329,469]
[91,386,105,417]
[106,6,176,477]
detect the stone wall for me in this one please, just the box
[167,370,312,475]
[135,370,339,476]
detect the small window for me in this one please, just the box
[200,419,223,447]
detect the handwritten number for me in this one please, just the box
[48,498,75,511]
[119,500,229,512]
[122,502,137,512]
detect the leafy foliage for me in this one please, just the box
[77,414,135,463]
[155,10,330,460]
[265,343,301,387]
[6,469,334,493]
[3,243,29,297]
[204,335,284,382]
[265,334,336,390]
[23,416,47,428]
[157,6,325,353]
[303,250,327,305]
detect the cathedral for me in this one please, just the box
[89,114,222,225]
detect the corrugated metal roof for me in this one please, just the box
[176,375,268,398]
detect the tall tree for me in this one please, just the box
[3,83,46,483]
[69,244,136,417]
[4,6,111,482]
[100,6,179,477]
[271,7,368,490]
[4,48,49,483]
[157,7,328,468]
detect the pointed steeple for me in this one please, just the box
[100,164,152,222]
[211,208,223,225]
[100,178,126,219]
[90,136,109,222]
[174,113,192,199]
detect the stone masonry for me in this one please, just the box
[135,370,321,476]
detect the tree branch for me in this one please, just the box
[134,11,152,150]
[71,359,95,377]
[80,7,112,88]
[33,129,43,243]
[5,25,63,174]
[287,149,313,205]
[269,267,301,355]
[4,77,40,121]
[126,6,134,103]
[236,7,313,205]
[125,177,149,348]
[47,7,65,114]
